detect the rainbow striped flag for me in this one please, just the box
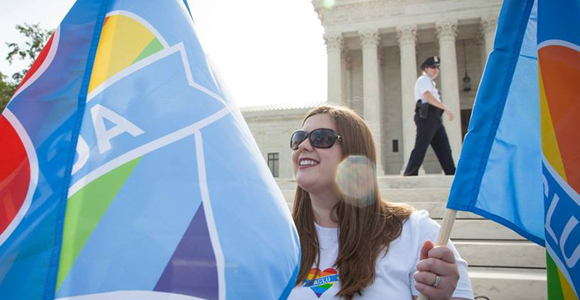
[539,0,580,298]
[446,0,579,298]
[0,1,299,300]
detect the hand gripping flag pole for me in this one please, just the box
[416,209,458,300]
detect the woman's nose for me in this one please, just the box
[297,136,313,151]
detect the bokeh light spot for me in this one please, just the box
[336,155,376,207]
[323,0,337,9]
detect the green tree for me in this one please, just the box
[6,23,54,82]
[0,72,17,112]
[0,23,53,113]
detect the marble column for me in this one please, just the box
[396,24,418,173]
[477,37,486,71]
[436,20,462,165]
[324,32,344,105]
[480,16,498,68]
[342,50,352,107]
[359,29,383,174]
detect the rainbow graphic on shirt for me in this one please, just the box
[304,268,340,298]
[539,0,580,298]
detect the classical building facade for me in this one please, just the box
[243,0,501,178]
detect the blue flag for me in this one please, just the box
[447,0,580,297]
[446,0,542,245]
[0,1,300,299]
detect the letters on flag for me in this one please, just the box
[539,0,580,297]
[0,1,300,300]
[446,0,579,298]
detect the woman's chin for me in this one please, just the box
[296,179,336,196]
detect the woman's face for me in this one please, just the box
[291,113,343,194]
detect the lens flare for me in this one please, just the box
[335,155,376,207]
[323,0,337,9]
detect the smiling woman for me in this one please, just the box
[287,105,474,300]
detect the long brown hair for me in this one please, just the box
[292,105,412,299]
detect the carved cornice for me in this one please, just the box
[324,33,344,52]
[315,1,405,25]
[313,0,501,29]
[312,0,408,11]
[396,24,417,45]
[480,15,498,38]
[436,20,458,41]
[359,29,380,48]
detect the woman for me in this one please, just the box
[287,106,473,300]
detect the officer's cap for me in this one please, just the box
[420,56,440,70]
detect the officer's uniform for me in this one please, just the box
[404,56,456,176]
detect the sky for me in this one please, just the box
[0,0,327,107]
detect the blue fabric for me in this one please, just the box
[538,0,580,295]
[0,0,300,299]
[544,160,580,295]
[447,0,544,245]
[538,0,580,45]
[0,1,108,299]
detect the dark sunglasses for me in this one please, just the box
[290,128,343,150]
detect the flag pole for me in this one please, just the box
[417,208,458,300]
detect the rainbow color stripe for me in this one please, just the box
[539,45,580,192]
[88,13,166,93]
[304,268,339,298]
[56,11,168,291]
[539,0,580,298]
[540,44,580,300]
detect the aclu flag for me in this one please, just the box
[0,1,300,300]
[447,0,580,298]
[538,0,580,298]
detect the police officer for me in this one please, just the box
[403,56,456,176]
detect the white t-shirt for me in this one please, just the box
[414,74,441,104]
[287,210,473,300]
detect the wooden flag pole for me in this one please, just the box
[417,209,458,300]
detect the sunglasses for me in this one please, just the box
[290,128,343,150]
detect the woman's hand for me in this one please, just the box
[414,240,460,300]
[444,109,455,121]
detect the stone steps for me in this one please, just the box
[442,219,524,240]
[454,240,545,268]
[381,188,449,202]
[402,201,483,219]
[376,175,455,189]
[469,267,546,300]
